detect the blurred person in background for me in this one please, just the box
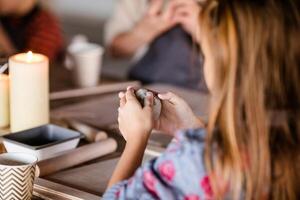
[0,0,63,61]
[105,0,207,91]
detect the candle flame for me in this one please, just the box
[26,51,33,62]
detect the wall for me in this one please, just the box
[42,0,115,20]
[41,0,117,44]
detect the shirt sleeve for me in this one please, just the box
[104,0,145,46]
[103,129,213,200]
[25,10,63,61]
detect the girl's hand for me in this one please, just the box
[118,87,154,145]
[155,92,204,136]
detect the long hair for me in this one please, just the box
[200,0,300,199]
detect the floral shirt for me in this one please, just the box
[103,129,213,200]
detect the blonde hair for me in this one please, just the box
[200,0,300,199]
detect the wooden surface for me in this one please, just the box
[39,139,117,177]
[50,84,209,129]
[50,81,141,100]
[50,93,120,128]
[0,62,210,197]
[49,57,130,93]
[50,63,121,93]
[46,158,119,196]
[34,178,101,200]
[45,145,165,196]
[46,61,210,194]
[46,83,209,195]
[49,64,124,109]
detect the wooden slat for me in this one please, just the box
[34,178,101,200]
[50,84,210,129]
[50,81,141,100]
[43,143,166,195]
[45,158,120,195]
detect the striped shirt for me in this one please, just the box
[0,5,63,61]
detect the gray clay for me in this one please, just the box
[135,88,162,120]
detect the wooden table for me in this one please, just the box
[47,84,209,196]
[1,61,210,199]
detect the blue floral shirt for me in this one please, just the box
[103,129,213,200]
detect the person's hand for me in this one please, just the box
[167,0,202,41]
[118,87,155,145]
[133,0,176,43]
[155,92,204,136]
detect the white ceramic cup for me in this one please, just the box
[67,42,104,88]
[0,152,39,200]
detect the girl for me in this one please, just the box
[104,0,300,199]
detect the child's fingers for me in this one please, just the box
[158,92,180,104]
[127,85,137,90]
[144,92,154,108]
[119,92,125,98]
[158,92,174,100]
[125,88,138,103]
[119,92,126,107]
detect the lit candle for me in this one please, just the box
[0,74,9,128]
[9,51,49,132]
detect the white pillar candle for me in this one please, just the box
[9,52,49,132]
[0,74,9,128]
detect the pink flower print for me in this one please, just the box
[158,160,176,182]
[128,178,133,185]
[184,194,200,200]
[166,145,179,153]
[174,134,181,141]
[200,176,213,198]
[115,189,120,198]
[143,171,157,196]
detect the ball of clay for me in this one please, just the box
[135,88,162,120]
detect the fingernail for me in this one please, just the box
[146,92,153,97]
[127,86,134,91]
